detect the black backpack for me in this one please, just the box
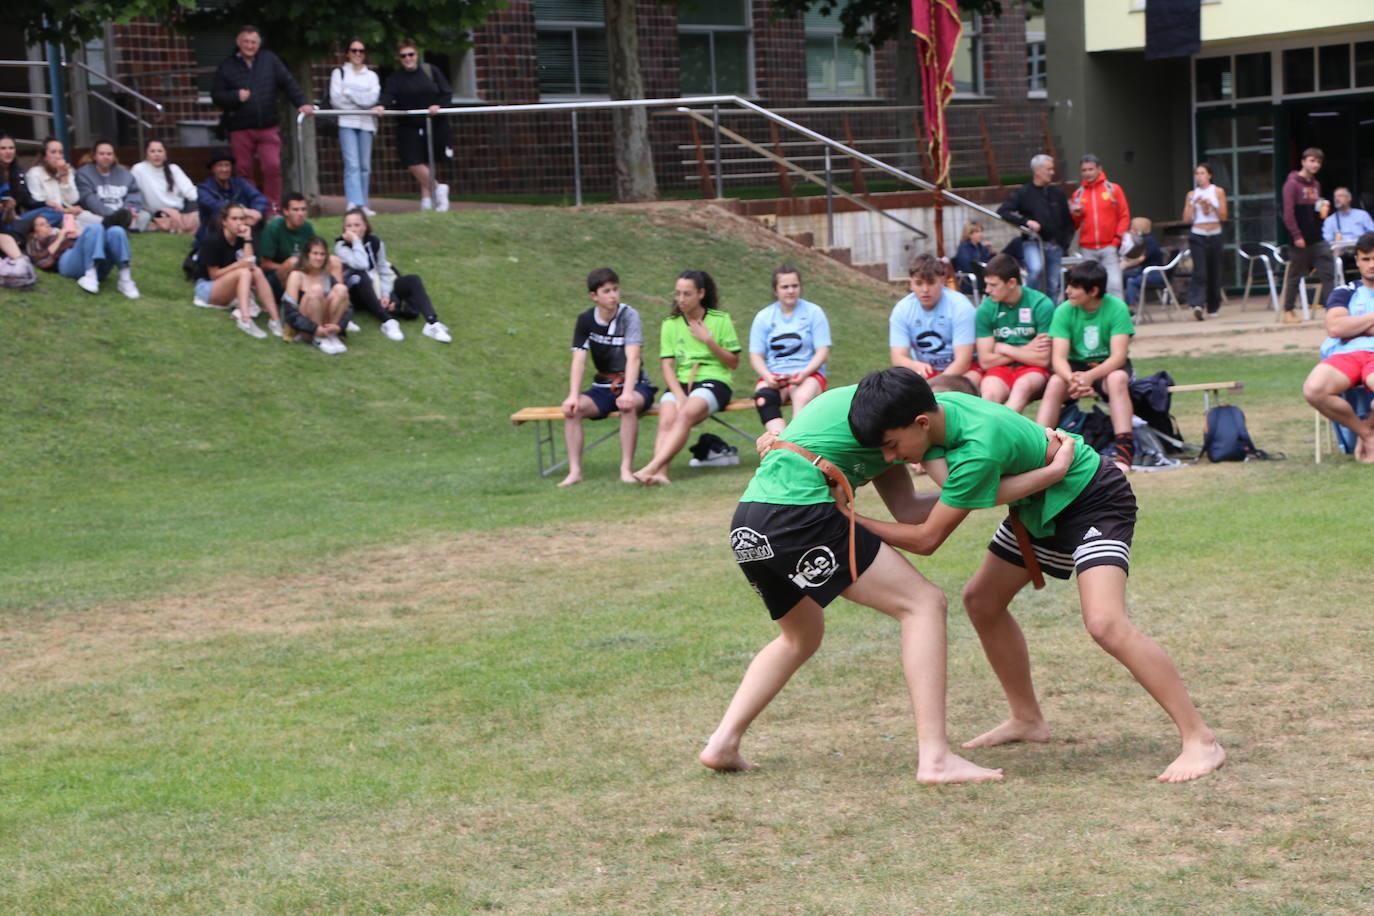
[1202,405,1282,462]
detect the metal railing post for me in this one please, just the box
[711,105,723,199]
[570,110,582,207]
[824,147,835,249]
[425,113,437,202]
[44,38,69,151]
[295,112,306,197]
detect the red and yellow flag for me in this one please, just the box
[911,0,961,188]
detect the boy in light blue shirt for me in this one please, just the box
[749,264,833,433]
[889,253,978,382]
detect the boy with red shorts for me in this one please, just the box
[1302,230,1374,461]
[975,253,1056,413]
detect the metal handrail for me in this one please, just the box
[299,95,1031,243]
[88,89,154,129]
[0,104,53,119]
[70,59,165,112]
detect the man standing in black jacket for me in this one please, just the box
[998,154,1074,302]
[212,25,314,216]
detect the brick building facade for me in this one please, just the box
[13,2,1051,201]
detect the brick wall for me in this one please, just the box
[102,2,1049,201]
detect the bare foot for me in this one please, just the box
[620,470,638,484]
[632,468,654,485]
[1356,433,1374,463]
[557,472,582,488]
[1157,738,1226,783]
[639,473,671,486]
[917,751,1004,785]
[700,737,755,772]
[961,718,1051,749]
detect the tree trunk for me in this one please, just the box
[280,57,321,210]
[895,2,921,180]
[606,0,657,202]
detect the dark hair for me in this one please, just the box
[1302,147,1324,164]
[848,368,939,447]
[35,136,62,173]
[82,139,117,169]
[927,374,979,396]
[238,24,260,36]
[586,266,619,292]
[1065,259,1108,299]
[1194,162,1213,178]
[282,192,307,210]
[1356,231,1374,256]
[984,253,1022,285]
[144,138,176,194]
[211,202,246,237]
[908,252,943,283]
[672,269,718,317]
[343,206,373,237]
[397,38,418,52]
[772,263,801,290]
[300,235,330,268]
[1081,153,1101,166]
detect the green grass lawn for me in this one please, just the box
[2,207,1371,913]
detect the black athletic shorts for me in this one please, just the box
[987,454,1136,580]
[583,381,657,419]
[396,122,454,168]
[731,501,884,620]
[1069,358,1134,401]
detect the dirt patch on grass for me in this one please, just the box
[0,497,737,692]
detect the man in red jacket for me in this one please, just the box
[1070,154,1131,300]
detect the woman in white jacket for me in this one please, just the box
[331,41,381,215]
[131,139,200,235]
[335,207,451,343]
[25,137,99,226]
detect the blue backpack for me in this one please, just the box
[1203,405,1281,462]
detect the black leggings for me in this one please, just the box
[346,273,438,323]
[1187,232,1224,312]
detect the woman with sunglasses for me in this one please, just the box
[330,39,380,216]
[374,40,452,212]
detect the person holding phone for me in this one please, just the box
[1181,162,1228,321]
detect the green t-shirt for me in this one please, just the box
[975,286,1055,350]
[259,217,317,265]
[740,385,900,506]
[923,392,1100,538]
[659,310,742,385]
[1048,294,1135,363]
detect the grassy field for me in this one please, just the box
[2,207,1371,913]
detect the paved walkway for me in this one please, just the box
[315,195,515,215]
[1132,297,1326,358]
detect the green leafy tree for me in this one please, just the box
[9,0,194,48]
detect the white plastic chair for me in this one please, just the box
[1238,242,1280,313]
[1135,248,1187,323]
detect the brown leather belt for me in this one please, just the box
[1008,508,1045,590]
[769,440,857,582]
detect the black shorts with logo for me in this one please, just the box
[730,501,884,620]
[1068,358,1134,401]
[987,455,1136,579]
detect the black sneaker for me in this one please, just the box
[1192,306,1204,321]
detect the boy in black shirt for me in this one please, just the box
[559,267,657,486]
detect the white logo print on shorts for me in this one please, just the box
[790,546,837,588]
[731,527,774,562]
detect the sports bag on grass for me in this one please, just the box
[0,255,36,290]
[1202,405,1283,462]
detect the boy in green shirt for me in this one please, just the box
[259,193,342,301]
[975,253,1057,413]
[1035,259,1138,471]
[848,368,1225,783]
[703,382,1080,784]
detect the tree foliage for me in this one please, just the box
[10,0,195,48]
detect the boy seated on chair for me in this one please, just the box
[559,267,657,486]
[1035,260,1138,473]
[1121,217,1165,310]
[1302,231,1374,462]
[975,253,1056,413]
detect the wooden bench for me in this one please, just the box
[1164,380,1243,410]
[511,399,759,478]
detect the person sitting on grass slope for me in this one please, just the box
[281,236,351,355]
[194,202,283,339]
[634,270,741,485]
[1303,230,1374,462]
[334,208,451,344]
[749,264,832,435]
[558,266,657,486]
[847,368,1226,783]
[1035,259,1137,472]
[704,377,1081,782]
[975,253,1055,413]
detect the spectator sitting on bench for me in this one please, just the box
[280,236,350,355]
[1121,216,1164,311]
[1035,259,1137,473]
[259,193,341,303]
[634,270,741,486]
[889,252,979,384]
[558,267,657,487]
[1302,230,1374,462]
[749,264,831,435]
[975,253,1055,413]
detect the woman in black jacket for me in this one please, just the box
[373,40,452,212]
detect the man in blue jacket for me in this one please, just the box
[211,25,313,215]
[196,148,269,244]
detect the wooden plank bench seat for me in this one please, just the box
[511,399,759,478]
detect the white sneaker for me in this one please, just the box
[380,318,404,341]
[77,273,100,294]
[314,335,346,355]
[420,197,434,212]
[346,320,361,333]
[326,335,348,354]
[192,295,214,308]
[248,299,262,319]
[435,183,451,213]
[268,318,283,338]
[362,207,378,217]
[117,277,141,300]
[236,317,268,339]
[422,321,452,343]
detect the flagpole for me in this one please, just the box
[930,8,945,260]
